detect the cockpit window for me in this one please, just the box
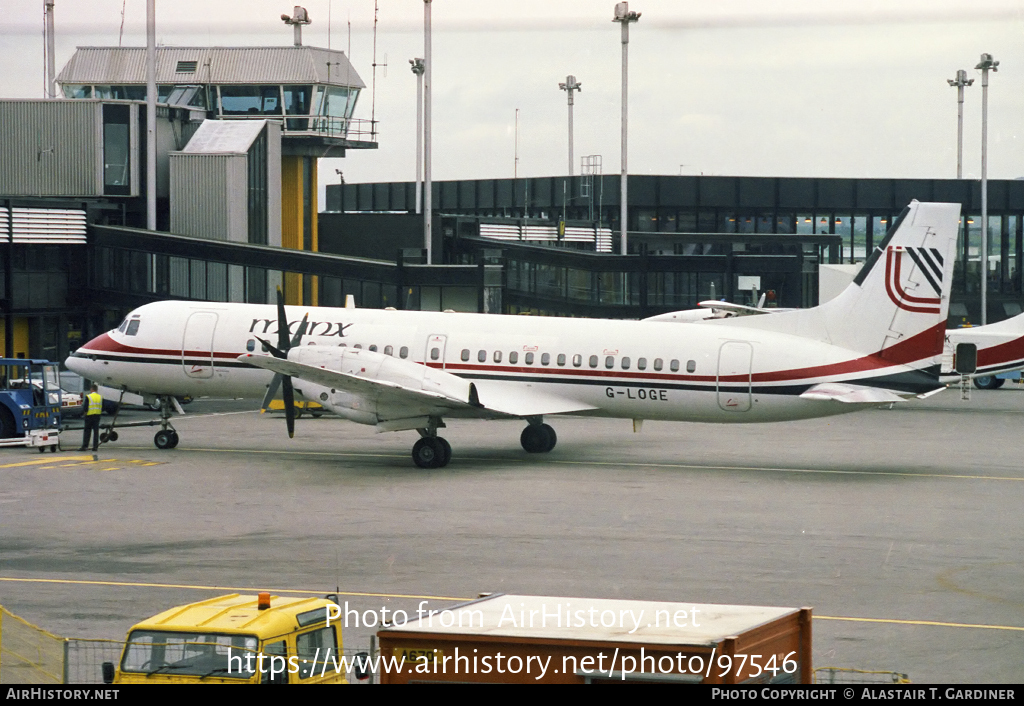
[126,320,141,336]
[118,319,128,333]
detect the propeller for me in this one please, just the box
[257,288,308,438]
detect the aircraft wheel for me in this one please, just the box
[412,437,447,469]
[973,376,999,390]
[168,431,180,448]
[154,430,175,450]
[109,431,119,442]
[521,424,557,453]
[437,437,452,467]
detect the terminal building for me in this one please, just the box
[1,32,1022,362]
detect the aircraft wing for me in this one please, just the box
[799,382,944,404]
[239,352,597,422]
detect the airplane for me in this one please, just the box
[66,200,960,468]
[943,312,1024,388]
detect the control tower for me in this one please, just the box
[55,15,374,305]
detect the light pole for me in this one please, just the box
[559,75,582,176]
[947,69,973,179]
[976,52,998,324]
[423,1,433,264]
[410,58,425,215]
[146,0,156,231]
[613,2,639,256]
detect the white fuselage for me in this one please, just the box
[67,300,941,426]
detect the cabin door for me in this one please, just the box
[717,341,752,412]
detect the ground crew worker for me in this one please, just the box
[80,384,103,452]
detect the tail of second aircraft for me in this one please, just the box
[722,200,961,364]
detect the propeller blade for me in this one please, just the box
[261,373,283,411]
[282,375,295,439]
[276,287,290,354]
[290,313,309,348]
[254,336,285,359]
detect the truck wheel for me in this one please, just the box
[973,376,999,390]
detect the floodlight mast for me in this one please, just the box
[146,0,156,231]
[613,2,640,256]
[410,58,425,215]
[423,1,433,264]
[947,69,973,180]
[975,52,998,325]
[559,75,582,176]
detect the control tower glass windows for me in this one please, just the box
[313,86,359,136]
[218,86,283,116]
[284,85,312,131]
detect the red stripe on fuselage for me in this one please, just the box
[80,332,240,360]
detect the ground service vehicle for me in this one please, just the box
[0,359,62,451]
[103,593,350,684]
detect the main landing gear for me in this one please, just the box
[520,418,557,454]
[409,417,559,469]
[153,396,180,450]
[412,418,450,469]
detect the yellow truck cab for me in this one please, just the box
[104,593,349,684]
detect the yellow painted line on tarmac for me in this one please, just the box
[0,455,96,468]
[0,455,164,472]
[816,615,1024,632]
[112,445,1024,483]
[0,577,467,602]
[4,576,1022,633]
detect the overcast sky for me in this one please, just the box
[4,0,1024,196]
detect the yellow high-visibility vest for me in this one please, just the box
[86,392,103,416]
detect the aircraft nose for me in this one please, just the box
[65,332,113,378]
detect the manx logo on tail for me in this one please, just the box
[884,245,944,314]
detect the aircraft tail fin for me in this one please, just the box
[822,200,960,359]
[719,200,960,363]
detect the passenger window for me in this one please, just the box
[369,344,377,352]
[126,320,140,336]
[384,345,393,356]
[573,354,582,368]
[541,353,550,366]
[637,357,647,371]
[246,339,256,352]
[621,357,630,370]
[670,359,680,372]
[353,344,362,349]
[686,360,696,373]
[430,347,440,360]
[525,352,535,365]
[461,349,470,361]
[589,355,598,368]
[400,346,409,359]
[478,350,487,363]
[493,351,502,363]
[605,356,614,369]
[557,354,566,366]
[509,351,518,364]
[654,358,663,371]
